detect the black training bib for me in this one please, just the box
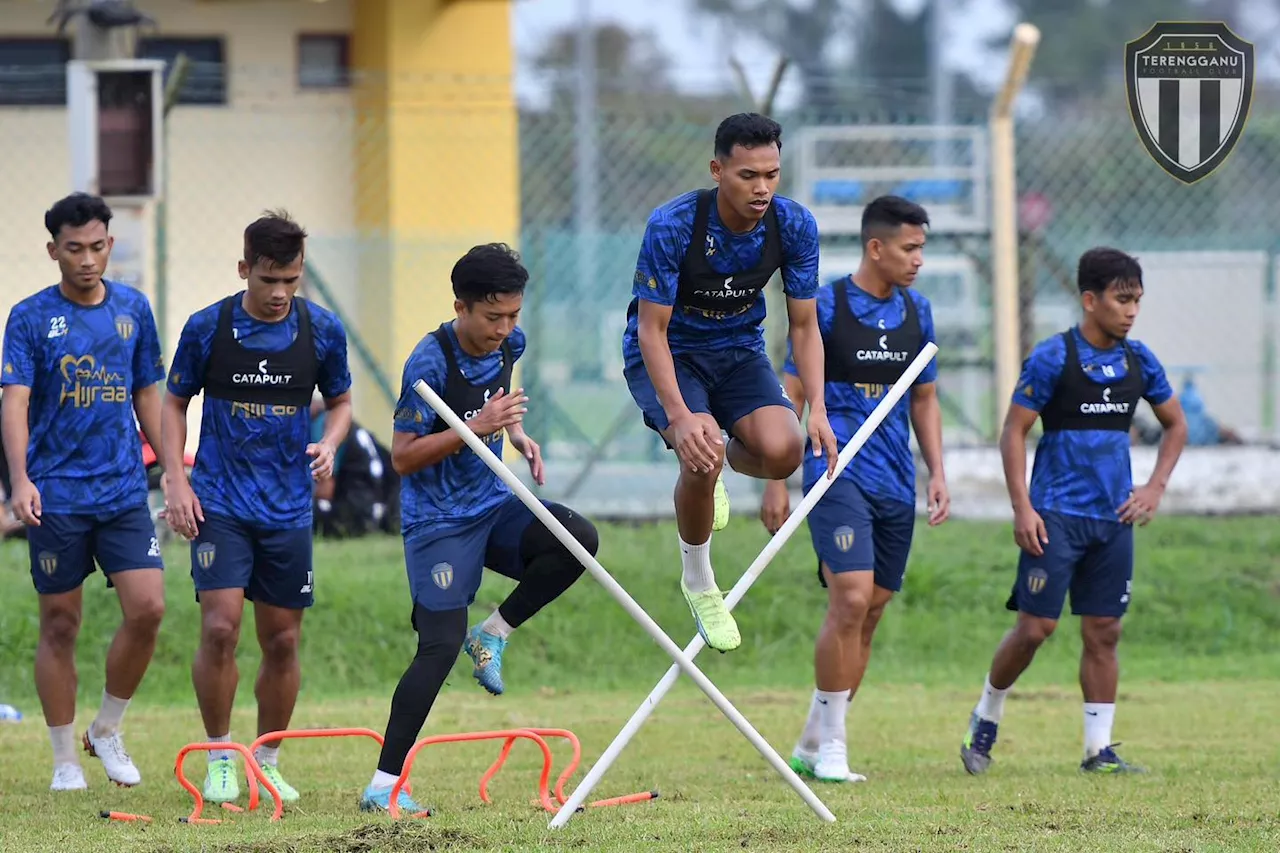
[203,295,318,407]
[674,189,782,316]
[1039,331,1144,433]
[429,323,514,443]
[823,279,923,387]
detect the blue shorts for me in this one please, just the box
[28,504,164,595]
[191,513,314,610]
[405,495,556,612]
[805,477,915,593]
[624,347,794,439]
[1006,510,1134,620]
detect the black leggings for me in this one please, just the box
[375,504,597,776]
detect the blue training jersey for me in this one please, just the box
[1,281,164,514]
[784,282,938,506]
[621,191,820,366]
[167,295,351,528]
[1015,327,1173,521]
[395,324,527,537]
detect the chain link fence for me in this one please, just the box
[1,66,1277,513]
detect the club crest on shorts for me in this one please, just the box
[833,525,855,553]
[1026,567,1048,595]
[38,551,57,576]
[431,562,454,590]
[196,542,216,569]
[1125,21,1254,185]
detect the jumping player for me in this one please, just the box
[623,112,837,653]
[162,211,353,805]
[1,192,167,791]
[359,243,595,814]
[960,247,1188,775]
[760,196,950,784]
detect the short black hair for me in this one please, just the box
[714,113,783,160]
[1077,247,1142,294]
[45,192,112,241]
[452,243,529,307]
[860,195,929,246]
[244,210,308,269]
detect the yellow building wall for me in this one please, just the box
[351,0,521,447]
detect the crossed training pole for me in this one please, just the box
[548,342,940,827]
[415,378,841,825]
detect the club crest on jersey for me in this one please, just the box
[196,543,216,569]
[1125,21,1254,185]
[115,314,135,341]
[431,562,454,590]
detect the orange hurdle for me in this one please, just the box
[479,728,657,811]
[389,729,556,819]
[242,727,402,811]
[174,741,282,824]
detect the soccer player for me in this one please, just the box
[161,212,352,805]
[1,192,167,791]
[759,196,949,784]
[959,247,1188,775]
[359,243,595,814]
[623,112,837,653]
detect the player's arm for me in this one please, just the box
[999,403,1040,511]
[132,304,167,468]
[1118,349,1187,524]
[308,317,355,479]
[784,296,827,417]
[1,311,41,524]
[759,358,807,534]
[160,318,208,538]
[781,205,837,473]
[909,298,948,524]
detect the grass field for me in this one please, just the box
[1,514,1279,851]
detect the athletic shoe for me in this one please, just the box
[359,783,428,815]
[203,757,240,802]
[790,746,867,783]
[960,712,998,775]
[1080,744,1145,774]
[712,475,730,531]
[83,729,141,786]
[680,577,741,652]
[464,626,507,695]
[259,764,300,803]
[50,762,87,791]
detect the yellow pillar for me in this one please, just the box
[352,0,521,445]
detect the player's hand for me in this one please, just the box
[507,428,545,486]
[669,412,722,474]
[806,406,839,479]
[162,476,204,540]
[926,475,950,526]
[1012,503,1048,556]
[470,388,529,438]
[9,478,42,527]
[1117,483,1164,526]
[307,441,337,481]
[760,480,791,535]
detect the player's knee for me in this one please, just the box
[123,595,165,637]
[1014,614,1057,647]
[826,583,872,631]
[862,602,888,640]
[39,606,81,651]
[259,625,301,663]
[757,429,804,479]
[200,613,241,658]
[1081,617,1121,654]
[525,504,599,560]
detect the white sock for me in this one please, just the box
[1083,702,1115,758]
[91,691,130,737]
[679,535,716,593]
[207,732,233,763]
[797,689,824,754]
[369,769,400,791]
[254,744,280,768]
[48,723,79,766]
[975,674,1009,723]
[816,689,850,748]
[481,609,514,640]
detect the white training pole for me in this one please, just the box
[549,341,939,828]
[412,380,838,824]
